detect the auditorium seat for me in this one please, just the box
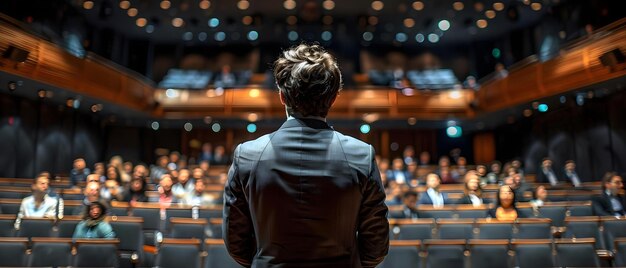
[209,218,223,238]
[555,238,600,267]
[536,205,567,227]
[29,237,73,267]
[165,207,192,229]
[56,215,82,238]
[567,202,593,216]
[0,198,22,214]
[0,237,29,266]
[17,217,55,238]
[110,201,130,216]
[436,219,474,240]
[390,219,435,241]
[199,205,224,219]
[63,200,84,216]
[614,238,626,266]
[0,190,26,199]
[468,239,511,268]
[456,205,490,219]
[169,217,208,240]
[563,216,604,249]
[74,238,120,267]
[156,238,201,268]
[378,240,422,268]
[417,206,455,219]
[130,203,162,246]
[475,219,513,239]
[511,239,555,268]
[424,239,466,268]
[205,238,244,268]
[514,218,552,239]
[601,217,626,252]
[0,214,16,237]
[109,216,144,267]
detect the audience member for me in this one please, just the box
[463,75,480,90]
[100,179,124,202]
[198,142,213,163]
[150,156,169,183]
[14,176,59,230]
[73,201,116,239]
[399,191,419,219]
[214,64,237,88]
[402,146,416,165]
[454,156,468,177]
[74,181,107,216]
[93,162,106,182]
[487,185,520,221]
[384,181,402,206]
[183,179,216,206]
[486,161,502,184]
[155,175,178,209]
[70,158,90,187]
[503,172,528,203]
[537,158,560,186]
[123,161,133,176]
[132,164,148,182]
[109,155,131,183]
[563,160,582,187]
[456,171,487,206]
[418,173,448,207]
[198,160,211,176]
[212,145,229,165]
[123,178,148,206]
[592,172,625,216]
[418,151,431,166]
[530,185,549,208]
[106,165,121,183]
[511,159,525,178]
[172,169,195,200]
[494,63,508,79]
[387,157,410,184]
[476,165,488,186]
[177,155,188,170]
[168,151,181,171]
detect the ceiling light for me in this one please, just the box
[136,18,147,27]
[83,1,94,10]
[284,0,296,10]
[286,15,297,25]
[415,33,425,43]
[452,1,464,11]
[412,1,424,11]
[438,20,450,31]
[531,3,542,11]
[403,18,415,28]
[395,33,407,42]
[199,0,211,9]
[146,25,155,33]
[368,16,378,25]
[428,33,439,43]
[160,0,171,10]
[247,31,259,41]
[242,16,253,25]
[208,18,219,27]
[485,10,496,19]
[288,31,298,41]
[184,123,193,132]
[127,8,138,17]
[363,32,373,41]
[237,0,250,10]
[474,2,484,12]
[247,123,257,133]
[371,1,384,11]
[247,113,259,122]
[322,0,335,10]
[476,19,488,28]
[493,2,504,11]
[119,0,130,9]
[172,17,184,27]
[322,15,333,25]
[215,32,226,41]
[321,31,332,41]
[182,32,193,41]
[198,32,207,41]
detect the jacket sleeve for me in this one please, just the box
[358,146,389,268]
[592,196,611,216]
[222,145,256,267]
[99,222,116,239]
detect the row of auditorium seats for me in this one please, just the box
[381,238,626,268]
[0,237,242,268]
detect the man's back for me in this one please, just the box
[223,118,389,268]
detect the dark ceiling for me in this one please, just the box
[72,0,550,45]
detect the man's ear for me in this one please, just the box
[279,90,286,105]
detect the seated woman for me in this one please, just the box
[456,171,487,207]
[73,201,116,239]
[487,185,520,221]
[530,185,549,208]
[123,178,148,206]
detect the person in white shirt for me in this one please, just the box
[456,171,486,207]
[15,176,58,230]
[183,178,216,206]
[172,169,195,200]
[417,173,448,207]
[530,185,549,208]
[563,160,582,187]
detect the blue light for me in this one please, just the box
[395,33,407,42]
[247,123,257,133]
[446,126,462,138]
[363,32,373,41]
[151,122,159,131]
[492,48,501,58]
[208,18,220,28]
[321,31,332,41]
[288,31,299,41]
[538,103,548,112]
[360,124,371,134]
[247,30,259,41]
[415,33,425,43]
[215,32,226,41]
[211,123,221,132]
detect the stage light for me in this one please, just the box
[7,81,17,91]
[404,18,415,28]
[247,123,257,133]
[390,142,399,151]
[237,0,249,10]
[83,1,94,10]
[146,25,155,33]
[249,89,260,98]
[368,16,378,25]
[160,0,171,10]
[151,122,160,131]
[474,2,484,12]
[165,89,179,98]
[198,32,207,41]
[284,0,296,10]
[476,19,488,28]
[363,32,373,41]
[183,32,193,41]
[322,16,333,25]
[485,10,496,19]
[395,33,407,42]
[576,94,585,106]
[523,109,532,117]
[360,124,371,134]
[211,123,221,132]
[247,31,259,41]
[415,33,425,43]
[538,104,548,112]
[127,8,138,17]
[449,90,462,99]
[184,122,193,132]
[412,1,424,11]
[407,117,417,125]
[136,18,147,27]
[37,89,46,98]
[247,113,259,122]
[215,32,226,41]
[559,96,566,104]
[321,31,332,41]
[287,15,297,25]
[119,1,130,9]
[323,0,335,10]
[446,126,462,138]
[493,2,504,11]
[531,3,542,11]
[199,0,210,9]
[492,48,501,58]
[288,31,299,41]
[208,18,219,27]
[453,2,464,11]
[438,20,450,31]
[371,1,384,11]
[172,17,184,27]
[242,16,253,25]
[428,33,439,43]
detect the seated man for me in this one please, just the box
[399,191,419,219]
[14,175,59,230]
[593,172,625,216]
[563,160,582,187]
[172,169,195,200]
[536,158,561,186]
[100,179,124,202]
[70,158,91,188]
[74,181,108,216]
[418,173,448,207]
[183,178,216,206]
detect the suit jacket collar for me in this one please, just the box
[279,117,333,130]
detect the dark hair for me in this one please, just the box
[130,178,147,194]
[273,44,342,117]
[403,191,418,200]
[463,170,482,197]
[85,201,108,220]
[602,172,619,191]
[495,185,517,209]
[532,185,546,200]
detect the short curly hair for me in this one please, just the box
[273,44,342,117]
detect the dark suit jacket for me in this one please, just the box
[455,195,491,205]
[417,190,449,205]
[592,192,626,216]
[223,118,389,268]
[536,168,561,184]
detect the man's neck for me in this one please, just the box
[287,114,326,122]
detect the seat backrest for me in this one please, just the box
[514,219,552,239]
[17,217,54,238]
[0,237,29,266]
[165,207,192,229]
[198,206,223,219]
[614,238,626,267]
[424,240,466,268]
[208,218,223,239]
[110,201,129,216]
[555,238,600,268]
[131,206,162,230]
[468,239,511,268]
[156,238,201,268]
[512,239,555,268]
[170,217,208,240]
[0,214,16,237]
[436,219,474,240]
[29,238,73,267]
[378,240,422,268]
[205,239,246,268]
[418,207,455,219]
[56,216,82,238]
[602,217,626,251]
[74,239,120,268]
[475,220,513,239]
[564,216,604,249]
[390,219,435,240]
[538,206,567,227]
[109,216,144,252]
[568,204,593,216]
[0,199,22,214]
